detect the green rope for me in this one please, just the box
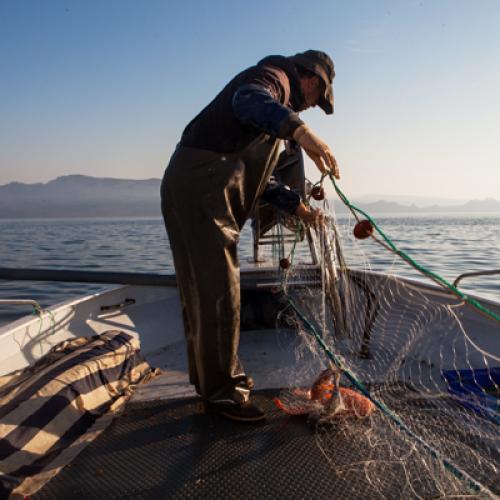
[46,308,56,336]
[32,304,44,339]
[328,173,500,324]
[32,304,57,336]
[285,296,492,495]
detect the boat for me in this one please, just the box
[1,183,499,498]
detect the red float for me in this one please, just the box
[279,258,290,269]
[311,185,325,201]
[353,220,374,239]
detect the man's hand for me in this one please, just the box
[293,125,340,179]
[295,202,324,226]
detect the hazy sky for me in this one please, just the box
[1,0,499,200]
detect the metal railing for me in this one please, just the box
[453,269,500,288]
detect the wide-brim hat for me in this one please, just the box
[289,50,335,114]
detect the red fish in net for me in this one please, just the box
[274,369,375,418]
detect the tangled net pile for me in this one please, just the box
[267,175,500,498]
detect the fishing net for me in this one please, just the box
[263,176,500,498]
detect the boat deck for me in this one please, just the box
[32,387,499,499]
[33,391,341,499]
[129,327,324,404]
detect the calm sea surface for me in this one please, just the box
[0,214,499,327]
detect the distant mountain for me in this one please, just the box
[0,175,162,217]
[0,175,499,218]
[460,198,500,211]
[334,197,500,214]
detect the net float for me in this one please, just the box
[311,186,325,201]
[353,220,374,239]
[279,258,290,269]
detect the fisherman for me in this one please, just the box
[161,50,339,422]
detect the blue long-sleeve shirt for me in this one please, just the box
[232,84,301,139]
[233,85,302,215]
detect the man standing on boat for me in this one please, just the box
[161,50,339,422]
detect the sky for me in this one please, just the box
[1,0,499,201]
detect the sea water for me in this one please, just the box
[0,214,499,327]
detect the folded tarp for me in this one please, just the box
[0,330,158,499]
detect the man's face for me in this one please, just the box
[301,75,323,110]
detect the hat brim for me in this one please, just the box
[319,83,334,115]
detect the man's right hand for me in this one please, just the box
[295,202,324,226]
[293,125,340,179]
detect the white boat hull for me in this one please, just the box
[1,271,498,402]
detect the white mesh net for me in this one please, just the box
[263,190,500,498]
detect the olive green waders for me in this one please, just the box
[161,135,281,404]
